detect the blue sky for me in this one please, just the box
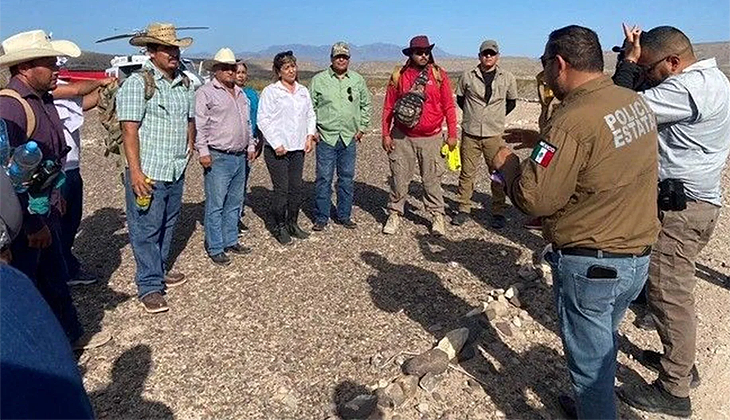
[1,0,728,57]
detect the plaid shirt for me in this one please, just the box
[116,60,195,182]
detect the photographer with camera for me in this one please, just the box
[613,25,730,417]
[0,30,110,350]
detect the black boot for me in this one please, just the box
[287,220,310,240]
[617,380,692,418]
[274,224,292,245]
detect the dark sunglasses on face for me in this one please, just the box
[412,50,430,57]
[481,50,498,57]
[347,86,353,102]
[333,54,350,60]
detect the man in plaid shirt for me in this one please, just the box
[116,23,196,313]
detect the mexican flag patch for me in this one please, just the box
[530,140,557,168]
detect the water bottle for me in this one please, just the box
[6,140,43,192]
[0,119,9,168]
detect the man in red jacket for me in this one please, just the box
[382,35,458,235]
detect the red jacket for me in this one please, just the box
[382,64,457,139]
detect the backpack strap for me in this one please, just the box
[389,65,443,89]
[140,69,156,100]
[0,89,36,139]
[389,65,404,88]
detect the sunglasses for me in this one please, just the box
[347,86,353,102]
[412,50,430,57]
[481,50,498,57]
[333,54,350,60]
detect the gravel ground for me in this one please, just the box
[72,100,730,420]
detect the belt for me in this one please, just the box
[209,147,245,156]
[559,246,652,259]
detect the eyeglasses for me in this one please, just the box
[639,46,689,75]
[481,50,498,58]
[412,50,430,57]
[333,55,350,61]
[347,86,353,102]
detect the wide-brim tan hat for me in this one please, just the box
[0,30,80,68]
[130,22,193,48]
[202,47,238,71]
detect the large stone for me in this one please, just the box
[495,322,513,337]
[436,328,470,360]
[340,394,378,419]
[376,383,406,408]
[509,296,522,308]
[402,348,450,377]
[419,372,443,393]
[487,300,508,318]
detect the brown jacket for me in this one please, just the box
[502,76,660,253]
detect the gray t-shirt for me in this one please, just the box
[641,58,730,206]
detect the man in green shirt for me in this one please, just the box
[310,42,372,231]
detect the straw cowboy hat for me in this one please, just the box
[202,48,238,71]
[129,23,193,48]
[0,30,80,68]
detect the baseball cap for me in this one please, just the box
[330,42,350,58]
[479,40,500,54]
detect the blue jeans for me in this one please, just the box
[547,250,649,420]
[61,168,83,277]
[10,215,84,343]
[204,150,246,255]
[124,170,185,298]
[0,264,94,419]
[314,137,357,224]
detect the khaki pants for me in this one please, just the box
[648,200,720,398]
[456,132,507,214]
[387,128,445,215]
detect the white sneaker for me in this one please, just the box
[431,213,446,236]
[382,213,400,234]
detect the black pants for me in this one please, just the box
[264,146,305,226]
[61,168,83,277]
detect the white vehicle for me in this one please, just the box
[104,54,205,89]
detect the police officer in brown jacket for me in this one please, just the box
[493,26,660,419]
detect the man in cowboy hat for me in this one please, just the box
[116,22,196,313]
[309,41,372,232]
[0,29,111,350]
[195,48,255,266]
[381,35,457,236]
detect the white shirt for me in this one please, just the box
[54,80,85,171]
[640,58,730,206]
[257,81,316,151]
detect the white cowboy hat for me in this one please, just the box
[0,30,80,68]
[202,48,238,71]
[130,23,193,48]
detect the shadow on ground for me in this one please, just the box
[89,345,173,419]
[362,250,645,419]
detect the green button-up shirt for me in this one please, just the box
[116,60,195,182]
[309,67,371,146]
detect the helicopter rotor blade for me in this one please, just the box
[175,26,209,31]
[95,33,141,43]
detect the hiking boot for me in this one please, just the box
[274,225,292,245]
[209,252,231,266]
[557,395,577,420]
[337,219,358,229]
[634,313,657,331]
[140,292,169,314]
[287,221,310,240]
[164,271,187,287]
[617,380,692,418]
[382,213,400,234]
[312,222,327,231]
[490,214,507,229]
[641,350,701,389]
[67,269,98,286]
[225,243,252,255]
[72,329,112,351]
[523,217,542,230]
[451,211,469,226]
[431,213,446,236]
[237,219,249,236]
